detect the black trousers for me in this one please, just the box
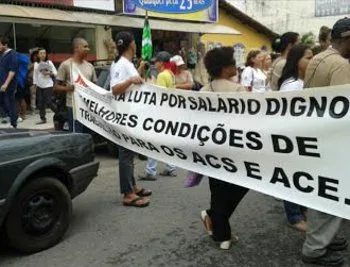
[37,87,53,121]
[207,178,249,242]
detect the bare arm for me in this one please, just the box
[111,76,143,96]
[176,82,193,90]
[54,80,74,92]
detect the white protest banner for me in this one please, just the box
[73,69,350,220]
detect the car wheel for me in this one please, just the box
[107,141,119,158]
[5,177,72,254]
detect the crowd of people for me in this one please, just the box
[0,16,350,266]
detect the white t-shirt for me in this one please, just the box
[110,56,139,88]
[33,60,57,88]
[241,66,267,93]
[280,78,304,92]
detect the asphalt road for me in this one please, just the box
[1,153,349,267]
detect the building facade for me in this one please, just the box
[228,0,350,35]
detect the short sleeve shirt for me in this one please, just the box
[241,66,267,93]
[157,70,175,89]
[0,49,18,90]
[110,56,139,87]
[175,70,193,84]
[56,58,97,107]
[280,78,304,92]
[269,57,286,91]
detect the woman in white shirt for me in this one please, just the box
[240,50,267,92]
[33,48,57,124]
[278,44,313,92]
[110,31,151,208]
[278,44,313,232]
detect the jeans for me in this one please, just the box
[119,145,136,194]
[37,87,53,121]
[207,178,249,242]
[67,107,85,133]
[145,158,176,177]
[0,89,17,127]
[284,201,307,224]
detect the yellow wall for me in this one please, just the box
[201,8,272,51]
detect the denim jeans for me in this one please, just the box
[145,158,176,177]
[67,107,86,133]
[119,145,136,194]
[0,89,17,127]
[284,201,307,224]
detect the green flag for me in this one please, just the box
[142,15,152,61]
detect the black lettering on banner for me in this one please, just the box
[193,152,207,166]
[229,129,244,148]
[227,98,240,114]
[165,121,180,135]
[281,97,288,116]
[307,97,327,117]
[80,107,85,117]
[198,97,208,111]
[115,113,122,124]
[345,199,350,205]
[266,98,280,115]
[271,135,293,154]
[330,96,349,119]
[161,145,175,156]
[222,157,238,173]
[291,97,306,116]
[128,115,138,128]
[212,126,227,145]
[120,113,128,126]
[246,132,263,150]
[188,96,198,110]
[160,93,168,106]
[247,99,261,115]
[293,172,314,193]
[205,154,220,169]
[244,162,262,180]
[296,137,320,158]
[154,120,166,133]
[270,167,291,188]
[122,134,130,142]
[174,148,187,160]
[197,126,210,145]
[106,111,115,121]
[148,142,160,153]
[318,176,339,201]
[179,123,191,137]
[143,118,153,131]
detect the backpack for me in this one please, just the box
[16,53,30,89]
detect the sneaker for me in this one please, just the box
[36,119,47,125]
[138,173,157,181]
[302,250,344,266]
[201,210,213,236]
[17,117,23,123]
[159,169,177,177]
[328,237,348,251]
[287,220,307,232]
[219,236,239,250]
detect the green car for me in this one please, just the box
[0,129,99,254]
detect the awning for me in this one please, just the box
[0,4,240,35]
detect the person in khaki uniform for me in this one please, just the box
[302,18,350,267]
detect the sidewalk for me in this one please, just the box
[0,110,54,130]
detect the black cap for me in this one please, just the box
[155,51,171,62]
[331,17,350,39]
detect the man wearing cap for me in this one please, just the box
[171,55,194,90]
[139,51,177,180]
[302,18,350,266]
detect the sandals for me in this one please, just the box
[136,188,152,197]
[123,197,150,208]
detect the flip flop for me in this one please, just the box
[123,197,150,208]
[136,188,152,197]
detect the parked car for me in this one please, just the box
[0,129,99,253]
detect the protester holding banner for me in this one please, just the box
[54,38,97,132]
[301,18,350,267]
[200,47,248,250]
[269,32,300,91]
[240,50,267,92]
[171,55,194,90]
[139,51,177,181]
[110,31,152,208]
[277,44,314,232]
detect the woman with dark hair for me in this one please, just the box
[240,49,267,92]
[110,31,151,208]
[279,44,313,91]
[200,47,248,250]
[33,47,57,124]
[269,32,300,90]
[278,44,313,232]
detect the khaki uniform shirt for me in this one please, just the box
[201,79,246,93]
[56,58,97,107]
[304,47,350,88]
[269,57,286,91]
